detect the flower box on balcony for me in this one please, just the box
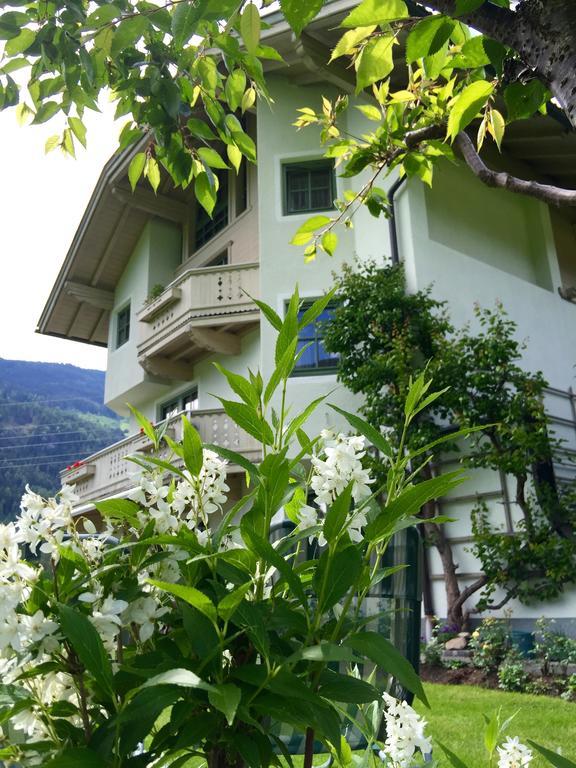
[62,462,96,484]
[138,286,182,322]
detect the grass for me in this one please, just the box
[413,682,576,766]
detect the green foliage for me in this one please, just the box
[0,0,558,236]
[469,617,512,672]
[323,261,576,615]
[497,649,529,693]
[2,288,467,768]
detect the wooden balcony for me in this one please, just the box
[137,262,259,381]
[60,409,261,504]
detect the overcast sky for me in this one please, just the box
[0,100,120,372]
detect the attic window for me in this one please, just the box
[116,304,130,348]
[283,160,336,215]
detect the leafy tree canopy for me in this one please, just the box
[1,0,576,257]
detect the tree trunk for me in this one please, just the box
[421,519,467,629]
[426,0,576,128]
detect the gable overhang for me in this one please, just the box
[36,139,188,348]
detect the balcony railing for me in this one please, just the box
[60,409,261,504]
[137,262,259,377]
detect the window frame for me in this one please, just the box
[290,299,339,377]
[282,159,336,217]
[159,387,199,422]
[115,303,131,349]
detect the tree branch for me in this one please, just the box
[455,131,576,206]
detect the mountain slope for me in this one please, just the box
[0,360,126,521]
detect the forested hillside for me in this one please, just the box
[0,360,126,521]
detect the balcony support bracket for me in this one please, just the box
[139,356,194,382]
[187,327,241,355]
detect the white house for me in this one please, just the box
[37,2,576,628]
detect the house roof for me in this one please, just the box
[37,1,576,348]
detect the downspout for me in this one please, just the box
[388,174,437,628]
[387,175,407,266]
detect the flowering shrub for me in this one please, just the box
[0,290,572,768]
[469,618,512,672]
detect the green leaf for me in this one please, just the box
[323,483,353,543]
[240,522,307,607]
[181,415,203,476]
[447,80,494,141]
[436,741,470,768]
[406,16,454,63]
[504,80,548,122]
[148,579,218,624]
[218,583,251,621]
[68,117,87,148]
[246,294,282,331]
[93,497,140,524]
[195,171,217,216]
[341,0,407,27]
[58,605,114,698]
[528,741,576,768]
[111,16,149,58]
[344,632,429,706]
[198,146,229,170]
[314,545,362,613]
[32,101,60,125]
[140,668,214,692]
[318,671,379,704]
[365,471,464,542]
[225,69,246,112]
[43,748,108,768]
[292,643,361,665]
[145,156,161,193]
[280,0,323,37]
[208,683,241,726]
[275,288,299,365]
[4,28,34,55]
[216,398,274,445]
[240,3,261,55]
[292,215,331,238]
[331,26,376,61]
[127,403,156,444]
[172,0,204,47]
[329,403,393,458]
[187,117,218,141]
[321,231,338,257]
[214,364,259,408]
[356,35,396,92]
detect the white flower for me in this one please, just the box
[149,499,179,535]
[307,431,375,544]
[0,522,22,551]
[295,504,326,546]
[90,595,129,650]
[19,610,59,647]
[497,737,533,768]
[59,484,79,506]
[124,596,168,643]
[380,693,431,768]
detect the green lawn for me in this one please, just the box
[413,683,576,766]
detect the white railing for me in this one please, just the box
[137,262,259,358]
[60,409,261,503]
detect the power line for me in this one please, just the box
[0,420,120,432]
[0,430,104,442]
[0,397,101,407]
[0,448,112,466]
[0,438,115,451]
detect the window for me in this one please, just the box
[116,304,130,348]
[195,171,229,248]
[205,249,229,267]
[160,388,199,421]
[283,160,335,215]
[293,301,339,375]
[192,160,249,252]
